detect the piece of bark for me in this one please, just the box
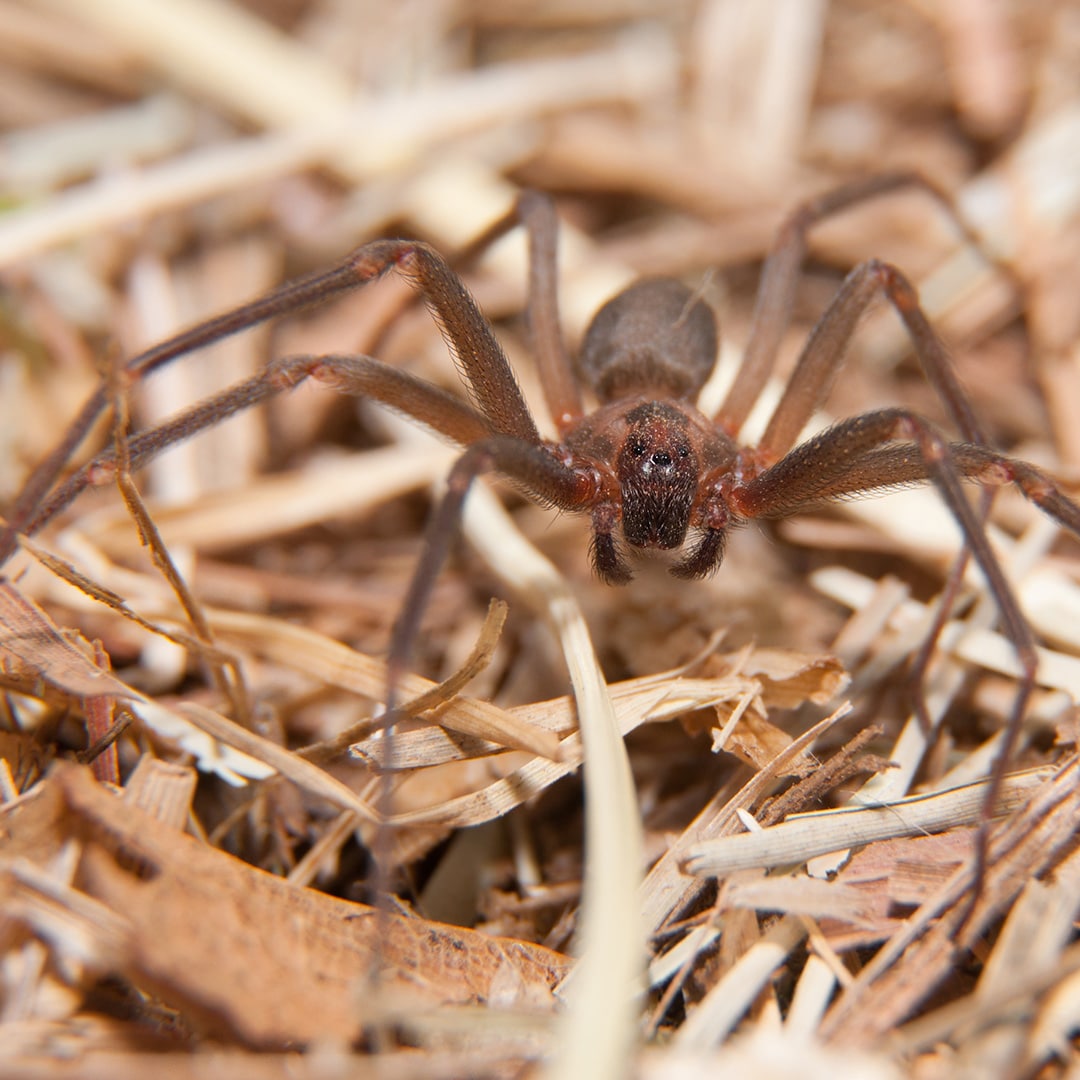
[4,764,571,1048]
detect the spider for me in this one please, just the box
[4,173,1079,797]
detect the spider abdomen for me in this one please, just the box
[579,278,718,403]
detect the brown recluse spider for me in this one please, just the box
[4,174,1080,904]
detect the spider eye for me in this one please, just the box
[630,441,647,457]
[677,446,690,459]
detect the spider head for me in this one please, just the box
[617,402,698,551]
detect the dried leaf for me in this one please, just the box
[5,764,570,1048]
[0,582,133,700]
[721,710,816,777]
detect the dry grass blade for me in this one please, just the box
[398,598,508,715]
[177,701,377,820]
[0,580,372,790]
[351,663,835,772]
[88,445,458,556]
[0,30,673,264]
[208,607,561,760]
[674,915,808,1051]
[816,565,1080,697]
[685,766,1053,877]
[460,483,643,1080]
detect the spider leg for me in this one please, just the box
[755,259,984,463]
[718,171,991,437]
[0,251,397,564]
[456,190,584,430]
[1,238,541,564]
[720,176,1015,794]
[741,251,1000,754]
[19,354,493,542]
[736,414,1080,533]
[9,211,601,699]
[17,348,595,714]
[386,435,595,702]
[353,240,542,445]
[733,407,1080,902]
